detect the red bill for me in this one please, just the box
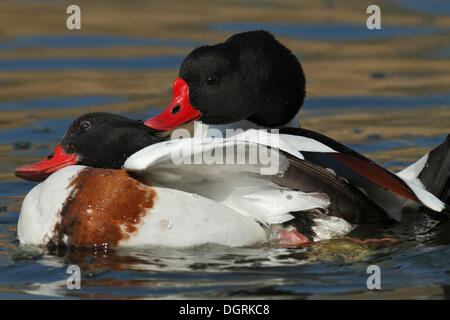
[15,144,78,182]
[144,78,201,130]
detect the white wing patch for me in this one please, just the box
[397,153,428,189]
[125,134,331,227]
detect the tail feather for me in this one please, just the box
[399,135,450,205]
[419,135,450,204]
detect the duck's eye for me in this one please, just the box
[205,76,219,86]
[79,120,91,131]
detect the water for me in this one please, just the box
[0,96,126,111]
[211,23,444,41]
[435,45,450,58]
[397,0,450,15]
[303,94,450,111]
[0,55,185,71]
[346,134,447,154]
[0,0,449,299]
[0,35,200,51]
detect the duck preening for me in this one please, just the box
[15,115,394,248]
[145,30,305,131]
[146,30,450,215]
[14,113,449,248]
[14,30,450,249]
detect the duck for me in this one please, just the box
[15,112,163,182]
[145,30,305,132]
[15,113,265,247]
[145,30,450,218]
[15,30,449,248]
[16,112,402,248]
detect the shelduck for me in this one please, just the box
[14,31,450,248]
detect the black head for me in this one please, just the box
[146,30,306,129]
[15,112,164,182]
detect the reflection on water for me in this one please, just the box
[211,23,445,41]
[0,35,200,51]
[0,55,185,71]
[303,94,450,111]
[0,96,125,111]
[435,45,450,58]
[5,213,450,299]
[0,0,449,299]
[3,241,387,299]
[398,0,450,15]
[347,134,447,154]
[0,118,73,145]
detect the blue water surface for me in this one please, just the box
[303,94,450,111]
[0,34,200,51]
[397,0,450,15]
[211,22,445,41]
[0,55,185,71]
[1,0,450,300]
[0,95,125,111]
